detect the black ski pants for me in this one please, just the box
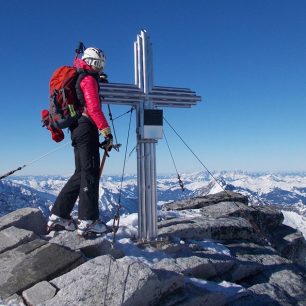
[51,116,100,220]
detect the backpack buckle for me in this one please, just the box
[68,105,76,117]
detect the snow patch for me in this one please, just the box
[186,277,247,299]
[282,210,306,239]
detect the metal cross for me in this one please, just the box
[99,30,201,241]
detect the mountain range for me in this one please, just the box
[1,171,306,220]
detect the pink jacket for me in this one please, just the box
[73,58,109,133]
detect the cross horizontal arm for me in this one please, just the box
[99,83,201,108]
[99,82,144,106]
[150,86,201,107]
[152,85,196,93]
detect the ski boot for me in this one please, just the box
[77,219,112,238]
[47,214,77,233]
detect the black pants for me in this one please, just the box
[51,116,100,220]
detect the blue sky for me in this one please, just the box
[0,0,305,176]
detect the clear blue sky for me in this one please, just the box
[0,0,305,176]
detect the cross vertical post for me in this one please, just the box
[99,30,201,242]
[134,31,157,240]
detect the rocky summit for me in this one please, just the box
[0,191,306,305]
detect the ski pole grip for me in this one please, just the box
[75,42,85,54]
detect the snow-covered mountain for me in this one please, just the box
[1,171,306,220]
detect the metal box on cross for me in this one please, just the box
[143,109,163,139]
[99,30,201,241]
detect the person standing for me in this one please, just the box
[47,47,113,236]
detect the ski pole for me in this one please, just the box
[98,144,121,178]
[99,148,108,178]
[0,142,69,180]
[0,166,26,180]
[75,41,85,56]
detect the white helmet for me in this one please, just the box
[82,47,105,72]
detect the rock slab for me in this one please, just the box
[22,281,57,306]
[0,239,84,299]
[40,255,184,306]
[162,191,248,211]
[0,226,39,254]
[49,230,124,259]
[158,216,256,241]
[0,208,47,236]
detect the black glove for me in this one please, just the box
[99,73,109,83]
[101,133,113,152]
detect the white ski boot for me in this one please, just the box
[47,214,77,232]
[77,219,110,237]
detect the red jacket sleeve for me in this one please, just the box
[80,75,110,131]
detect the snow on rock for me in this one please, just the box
[186,277,247,300]
[282,210,306,239]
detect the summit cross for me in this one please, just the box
[99,30,201,241]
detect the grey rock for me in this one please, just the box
[249,283,299,306]
[152,255,235,280]
[181,295,226,306]
[225,241,306,304]
[159,241,194,254]
[0,208,47,236]
[49,230,124,259]
[271,224,306,268]
[173,282,227,306]
[43,255,184,306]
[153,253,263,284]
[225,260,263,283]
[181,278,248,306]
[267,268,306,304]
[162,191,248,211]
[200,201,284,234]
[236,251,291,266]
[153,268,185,299]
[158,216,256,241]
[4,294,26,306]
[162,194,283,243]
[247,205,284,232]
[152,257,182,274]
[176,293,226,306]
[1,192,306,306]
[0,226,39,254]
[200,201,252,218]
[22,281,56,306]
[228,291,282,306]
[225,241,291,266]
[0,239,84,299]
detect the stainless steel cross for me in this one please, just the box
[99,30,201,241]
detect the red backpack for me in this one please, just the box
[41,42,91,142]
[42,66,81,130]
